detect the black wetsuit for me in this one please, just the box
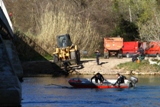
[114,75,127,87]
[91,73,105,83]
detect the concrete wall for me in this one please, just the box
[0,36,22,106]
[3,40,23,80]
[0,1,22,105]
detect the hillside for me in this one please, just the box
[3,0,160,60]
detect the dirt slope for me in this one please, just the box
[73,57,131,75]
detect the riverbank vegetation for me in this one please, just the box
[116,59,160,73]
[3,0,160,60]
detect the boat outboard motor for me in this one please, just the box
[129,76,138,88]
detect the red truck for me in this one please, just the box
[145,42,160,57]
[104,37,123,58]
[122,41,146,58]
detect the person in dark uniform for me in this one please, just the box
[113,73,127,87]
[91,72,105,84]
[132,54,138,62]
[95,49,100,65]
[137,46,145,61]
[138,46,144,56]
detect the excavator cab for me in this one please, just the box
[57,34,72,48]
[53,34,80,65]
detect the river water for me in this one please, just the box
[22,75,160,107]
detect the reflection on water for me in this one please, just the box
[22,75,160,107]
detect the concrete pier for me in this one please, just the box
[0,0,22,106]
[0,38,22,106]
[3,40,23,81]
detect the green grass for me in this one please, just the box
[117,60,160,72]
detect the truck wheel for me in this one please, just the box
[71,51,76,59]
[118,54,122,59]
[104,54,109,59]
[126,53,130,58]
[76,50,80,64]
[104,53,109,59]
[145,54,149,57]
[71,51,78,64]
[106,55,109,59]
[53,54,58,63]
[156,54,160,58]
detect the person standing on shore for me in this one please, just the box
[95,49,100,65]
[137,46,145,61]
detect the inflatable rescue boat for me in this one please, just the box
[68,77,138,89]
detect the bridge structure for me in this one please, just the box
[0,0,23,106]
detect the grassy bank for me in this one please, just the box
[116,60,160,73]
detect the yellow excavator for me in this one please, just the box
[53,34,80,65]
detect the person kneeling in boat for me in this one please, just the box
[91,72,105,84]
[113,73,127,87]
